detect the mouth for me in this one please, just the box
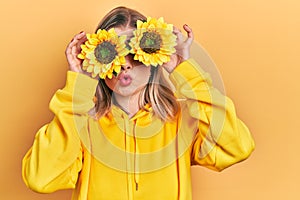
[118,73,132,86]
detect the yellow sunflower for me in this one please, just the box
[129,17,177,67]
[77,28,129,79]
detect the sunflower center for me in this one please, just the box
[140,31,162,54]
[94,41,117,64]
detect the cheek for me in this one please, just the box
[136,66,151,81]
[142,68,151,85]
[104,77,118,91]
[144,69,151,83]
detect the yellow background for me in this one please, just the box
[0,0,299,199]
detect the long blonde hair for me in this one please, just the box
[93,6,179,121]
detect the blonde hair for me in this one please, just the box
[93,6,179,121]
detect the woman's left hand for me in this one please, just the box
[163,24,194,73]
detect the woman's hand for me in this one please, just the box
[65,31,87,73]
[163,24,194,73]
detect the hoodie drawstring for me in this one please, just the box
[133,121,139,191]
[123,115,139,199]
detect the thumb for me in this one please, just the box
[183,24,194,46]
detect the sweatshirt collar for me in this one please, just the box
[110,103,153,124]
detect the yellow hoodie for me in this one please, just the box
[22,59,255,200]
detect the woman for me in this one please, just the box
[22,6,255,200]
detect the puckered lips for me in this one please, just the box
[118,73,132,86]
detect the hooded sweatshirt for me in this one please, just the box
[22,59,255,200]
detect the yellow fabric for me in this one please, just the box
[22,59,255,200]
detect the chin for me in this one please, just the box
[115,84,145,98]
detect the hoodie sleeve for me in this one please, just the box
[22,71,98,193]
[169,59,255,171]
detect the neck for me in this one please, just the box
[113,92,140,118]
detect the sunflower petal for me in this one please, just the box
[77,28,129,79]
[129,16,176,67]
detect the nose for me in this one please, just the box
[121,56,133,71]
[121,64,132,71]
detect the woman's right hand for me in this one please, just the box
[65,31,87,73]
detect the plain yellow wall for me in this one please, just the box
[0,0,299,199]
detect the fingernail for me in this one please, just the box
[184,24,188,27]
[80,31,84,34]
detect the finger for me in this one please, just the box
[74,31,86,41]
[77,33,87,44]
[173,26,181,34]
[67,31,86,49]
[66,46,76,65]
[71,45,78,59]
[183,24,194,45]
[173,27,185,44]
[77,35,87,50]
[66,32,86,57]
[65,41,74,57]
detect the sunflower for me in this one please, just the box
[129,17,177,67]
[78,28,129,79]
